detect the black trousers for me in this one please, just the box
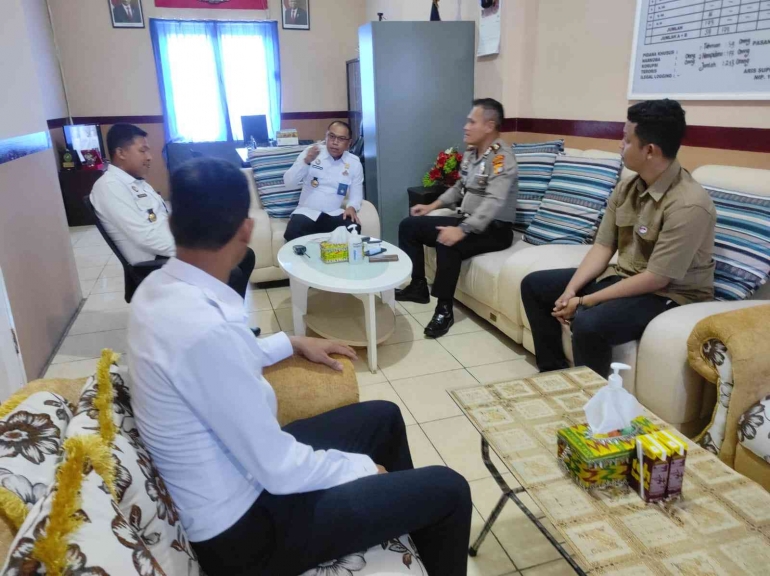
[399,215,514,300]
[191,401,472,576]
[154,247,254,299]
[284,213,362,242]
[520,269,673,377]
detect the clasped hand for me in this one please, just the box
[552,289,578,326]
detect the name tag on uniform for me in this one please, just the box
[639,225,648,235]
[310,164,324,171]
[137,193,148,198]
[337,183,349,196]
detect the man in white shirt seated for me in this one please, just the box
[128,157,472,576]
[283,121,364,242]
[90,123,254,299]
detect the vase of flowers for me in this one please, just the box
[422,147,463,189]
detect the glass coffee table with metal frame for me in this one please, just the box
[450,367,770,575]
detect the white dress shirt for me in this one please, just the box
[283,145,364,221]
[90,165,175,265]
[128,258,377,542]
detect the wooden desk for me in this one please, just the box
[58,169,105,227]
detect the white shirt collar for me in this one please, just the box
[162,258,245,322]
[108,164,140,186]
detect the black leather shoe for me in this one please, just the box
[424,303,454,338]
[395,278,430,304]
[251,327,262,338]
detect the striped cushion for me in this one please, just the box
[704,185,770,301]
[524,156,622,245]
[248,146,306,218]
[512,152,557,232]
[512,139,565,155]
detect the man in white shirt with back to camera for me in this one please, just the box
[127,157,471,576]
[283,121,364,241]
[90,123,255,299]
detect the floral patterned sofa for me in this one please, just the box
[0,351,426,575]
[687,304,770,492]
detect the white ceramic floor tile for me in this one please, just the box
[75,254,111,269]
[82,292,130,312]
[377,340,462,381]
[68,309,130,336]
[99,265,124,279]
[397,295,438,315]
[90,276,125,295]
[468,509,518,576]
[80,279,96,298]
[381,314,426,346]
[520,560,574,576]
[390,369,475,424]
[351,355,388,386]
[247,289,272,312]
[394,302,408,316]
[412,306,489,337]
[73,245,113,258]
[440,331,526,368]
[106,255,121,266]
[358,382,416,425]
[267,286,293,310]
[470,474,562,570]
[77,266,105,281]
[249,310,281,334]
[44,358,100,379]
[52,329,128,364]
[274,308,294,332]
[468,358,539,385]
[421,416,506,482]
[405,425,444,468]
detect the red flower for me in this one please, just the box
[429,168,442,181]
[456,153,463,163]
[447,170,460,184]
[436,152,448,168]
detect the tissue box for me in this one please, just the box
[557,416,658,489]
[320,242,348,263]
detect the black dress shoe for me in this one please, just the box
[395,278,430,304]
[251,327,262,337]
[424,303,454,338]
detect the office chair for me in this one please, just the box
[81,197,164,303]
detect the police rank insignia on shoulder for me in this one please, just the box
[311,177,320,188]
[147,209,157,223]
[492,154,505,175]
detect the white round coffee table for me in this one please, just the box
[277,233,412,373]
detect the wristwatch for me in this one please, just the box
[459,222,473,235]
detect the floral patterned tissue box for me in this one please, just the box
[557,417,658,489]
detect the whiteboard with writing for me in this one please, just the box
[628,0,770,100]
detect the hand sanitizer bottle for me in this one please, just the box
[348,225,363,264]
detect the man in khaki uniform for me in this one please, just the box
[521,99,716,377]
[397,98,518,338]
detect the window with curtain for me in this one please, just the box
[150,19,281,143]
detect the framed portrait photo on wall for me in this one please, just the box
[282,0,309,31]
[109,0,145,29]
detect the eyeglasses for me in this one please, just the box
[326,132,351,143]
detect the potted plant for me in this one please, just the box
[422,147,463,192]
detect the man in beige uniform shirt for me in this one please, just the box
[396,98,518,338]
[521,99,716,377]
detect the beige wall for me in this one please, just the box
[47,0,366,117]
[0,0,80,379]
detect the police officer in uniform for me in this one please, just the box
[397,99,518,338]
[283,121,363,242]
[90,124,255,301]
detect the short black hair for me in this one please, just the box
[106,123,148,157]
[627,99,686,159]
[327,120,352,138]
[472,98,505,131]
[169,158,250,250]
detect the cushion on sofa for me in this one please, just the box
[704,186,770,301]
[512,152,558,232]
[512,139,565,154]
[248,145,306,218]
[0,392,72,536]
[523,155,622,246]
[1,440,165,576]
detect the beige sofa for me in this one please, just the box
[427,151,770,436]
[242,168,382,284]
